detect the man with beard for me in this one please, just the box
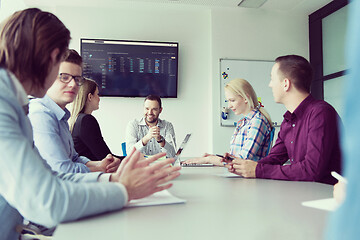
[126,95,176,158]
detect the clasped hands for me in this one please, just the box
[222,153,257,178]
[86,154,122,173]
[143,126,162,144]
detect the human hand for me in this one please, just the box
[106,155,122,173]
[113,148,155,177]
[202,153,212,157]
[149,126,161,140]
[99,154,116,172]
[222,152,235,165]
[229,159,257,178]
[87,154,114,172]
[143,126,161,144]
[333,181,346,204]
[111,149,181,201]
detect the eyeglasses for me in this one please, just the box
[58,73,85,86]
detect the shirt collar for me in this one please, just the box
[244,109,258,121]
[8,71,29,107]
[283,94,314,122]
[235,109,258,127]
[139,117,164,127]
[43,95,70,121]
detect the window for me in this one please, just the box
[309,0,349,117]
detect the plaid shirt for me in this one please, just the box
[230,109,271,161]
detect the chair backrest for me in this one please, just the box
[266,127,276,156]
[121,142,127,156]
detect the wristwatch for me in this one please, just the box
[157,136,165,143]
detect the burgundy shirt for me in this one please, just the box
[256,95,341,185]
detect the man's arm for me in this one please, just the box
[161,122,176,158]
[227,122,289,178]
[256,132,289,165]
[29,110,90,173]
[256,106,338,182]
[0,101,127,228]
[125,120,145,153]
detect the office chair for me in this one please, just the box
[121,142,127,156]
[266,127,276,156]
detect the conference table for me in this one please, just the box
[53,166,333,240]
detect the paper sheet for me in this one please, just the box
[126,190,186,208]
[301,198,339,211]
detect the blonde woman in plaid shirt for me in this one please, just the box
[183,78,272,166]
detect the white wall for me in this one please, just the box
[210,8,309,153]
[52,4,212,157]
[1,1,310,157]
[0,0,26,21]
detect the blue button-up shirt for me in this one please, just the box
[28,95,90,173]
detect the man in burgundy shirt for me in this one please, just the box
[226,55,341,185]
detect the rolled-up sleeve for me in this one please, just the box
[126,119,145,152]
[161,122,176,158]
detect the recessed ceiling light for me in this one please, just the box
[238,0,267,8]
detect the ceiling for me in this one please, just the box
[114,0,333,14]
[25,0,333,15]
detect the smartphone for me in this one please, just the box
[215,154,234,161]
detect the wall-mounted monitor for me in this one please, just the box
[81,39,178,98]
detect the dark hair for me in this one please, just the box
[64,49,83,67]
[275,55,313,93]
[0,8,70,89]
[145,95,162,109]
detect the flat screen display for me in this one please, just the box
[81,39,178,98]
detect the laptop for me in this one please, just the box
[173,133,192,164]
[177,134,214,167]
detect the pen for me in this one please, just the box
[331,171,348,184]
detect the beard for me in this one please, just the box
[146,114,158,124]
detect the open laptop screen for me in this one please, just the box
[175,133,191,159]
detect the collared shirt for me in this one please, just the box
[0,68,128,240]
[230,109,272,161]
[8,71,29,113]
[126,117,176,157]
[28,95,91,173]
[256,95,342,185]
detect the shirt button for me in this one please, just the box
[292,124,295,127]
[291,141,293,144]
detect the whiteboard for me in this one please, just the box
[220,59,286,127]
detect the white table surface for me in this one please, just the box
[53,167,333,240]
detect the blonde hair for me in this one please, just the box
[69,78,98,132]
[224,78,273,128]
